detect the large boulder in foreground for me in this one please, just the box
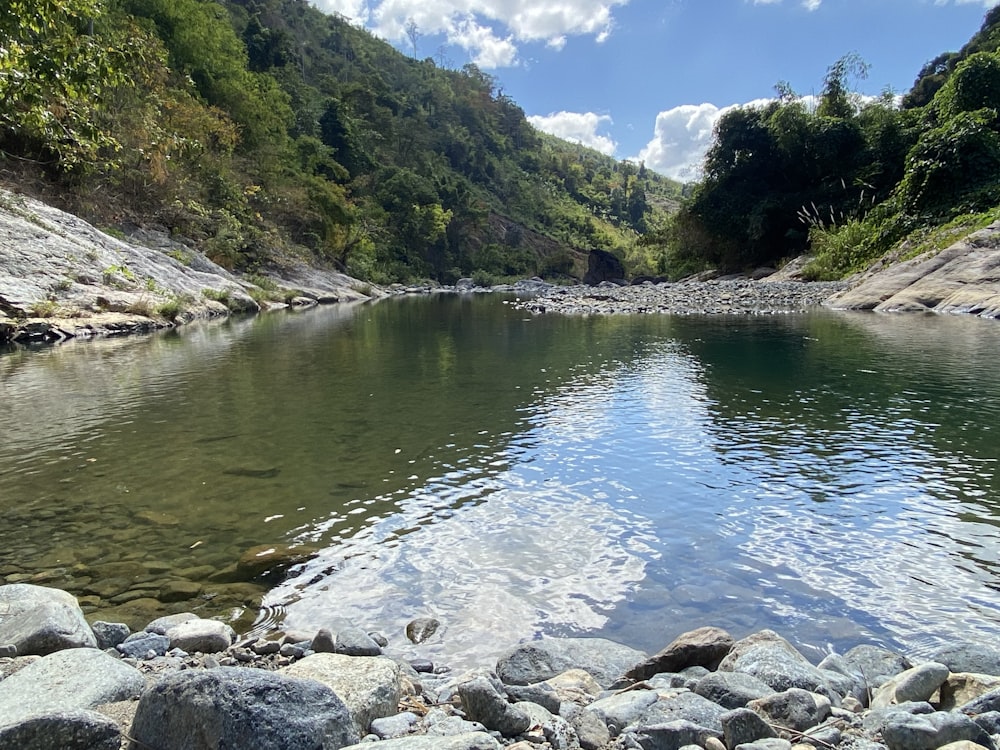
[0,583,97,655]
[130,667,359,750]
[496,637,646,689]
[619,626,734,684]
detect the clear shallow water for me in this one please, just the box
[2,296,999,669]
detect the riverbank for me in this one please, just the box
[2,583,1000,750]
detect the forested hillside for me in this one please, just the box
[651,7,1000,280]
[0,0,679,284]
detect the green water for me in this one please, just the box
[2,295,999,668]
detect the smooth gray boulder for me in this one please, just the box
[338,733,502,750]
[586,689,660,733]
[335,626,382,656]
[0,584,97,655]
[0,709,121,750]
[634,691,729,734]
[561,702,611,750]
[747,688,831,732]
[634,718,722,750]
[721,707,777,748]
[129,667,359,750]
[880,709,995,750]
[165,618,235,654]
[0,648,144,726]
[871,661,951,708]
[931,642,1000,677]
[496,637,646,688]
[840,644,911,689]
[116,632,169,659]
[145,613,198,635]
[90,621,130,651]
[280,653,402,735]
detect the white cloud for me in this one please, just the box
[750,0,823,9]
[528,111,618,155]
[311,0,629,68]
[636,99,772,182]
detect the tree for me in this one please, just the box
[404,18,420,59]
[817,52,869,119]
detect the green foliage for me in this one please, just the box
[934,52,1000,120]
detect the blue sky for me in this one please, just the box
[311,0,999,180]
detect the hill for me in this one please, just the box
[0,0,679,285]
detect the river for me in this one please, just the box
[2,294,999,669]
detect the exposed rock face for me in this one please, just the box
[826,221,1000,317]
[582,249,626,286]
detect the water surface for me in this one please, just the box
[2,295,999,668]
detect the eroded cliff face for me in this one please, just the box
[824,221,1000,319]
[0,189,372,343]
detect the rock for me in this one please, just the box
[337,733,502,750]
[583,249,626,286]
[871,662,951,708]
[931,642,1000,677]
[0,709,121,750]
[734,740,792,750]
[165,618,235,653]
[117,631,170,658]
[311,628,336,653]
[721,707,778,748]
[880,709,994,750]
[586,689,659,732]
[370,711,421,739]
[335,626,382,656]
[937,742,994,750]
[145,612,198,635]
[281,653,402,735]
[235,544,316,583]
[620,626,734,684]
[826,222,1000,318]
[717,630,852,700]
[971,710,1000,735]
[514,701,579,750]
[406,617,441,644]
[839,644,912,690]
[90,621,130,651]
[958,687,1000,715]
[634,718,723,750]
[505,682,563,714]
[496,637,646,688]
[641,691,730,734]
[129,666,359,750]
[747,688,831,732]
[0,648,144,725]
[941,674,1000,710]
[457,674,531,736]
[561,702,611,750]
[0,583,98,655]
[696,670,778,709]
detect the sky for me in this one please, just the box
[308,0,1000,181]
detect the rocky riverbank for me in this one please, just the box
[3,583,1000,750]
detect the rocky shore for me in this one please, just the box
[3,583,1000,750]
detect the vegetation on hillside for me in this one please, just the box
[649,8,1000,280]
[0,0,679,284]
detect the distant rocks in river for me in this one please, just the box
[3,583,1000,749]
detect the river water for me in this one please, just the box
[2,294,999,669]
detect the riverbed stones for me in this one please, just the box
[0,583,97,655]
[941,673,1000,710]
[457,674,532,736]
[406,616,441,644]
[871,661,951,708]
[747,687,831,732]
[619,626,735,685]
[338,733,503,750]
[0,709,122,750]
[721,706,778,747]
[90,620,130,650]
[695,670,777,709]
[496,637,646,688]
[280,653,402,735]
[879,708,994,750]
[930,642,1000,677]
[129,666,359,750]
[116,631,169,658]
[335,625,383,656]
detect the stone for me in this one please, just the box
[635,719,723,750]
[235,544,316,583]
[337,733,503,750]
[281,653,402,736]
[116,631,169,659]
[129,666,359,750]
[145,612,198,635]
[637,690,730,734]
[696,670,777,709]
[545,668,603,706]
[871,662,951,708]
[721,707,778,748]
[937,742,994,750]
[158,579,202,603]
[165,617,234,654]
[620,626,734,684]
[561,702,611,750]
[717,630,852,700]
[931,642,1000,678]
[583,249,626,286]
[0,583,98,655]
[747,688,831,732]
[405,617,441,644]
[311,628,336,653]
[0,709,121,750]
[335,626,382,656]
[940,673,1000,710]
[426,715,489,736]
[506,682,563,714]
[833,643,911,689]
[90,621,130,650]
[958,687,1000,715]
[370,711,421,739]
[880,709,994,750]
[457,674,531,736]
[586,689,660,734]
[971,710,1000,735]
[0,648,144,726]
[496,637,646,688]
[514,701,579,750]
[734,740,792,750]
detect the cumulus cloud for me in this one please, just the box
[750,0,822,9]
[527,111,618,155]
[636,99,773,182]
[311,0,629,67]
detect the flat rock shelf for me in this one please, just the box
[2,583,1000,750]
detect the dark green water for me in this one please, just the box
[2,295,999,668]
